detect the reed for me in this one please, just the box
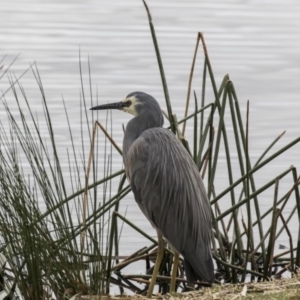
[0,1,299,299]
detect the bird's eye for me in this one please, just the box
[125,100,132,107]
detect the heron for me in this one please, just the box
[90,91,214,297]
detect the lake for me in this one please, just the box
[1,0,300,290]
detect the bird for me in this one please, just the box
[90,91,214,297]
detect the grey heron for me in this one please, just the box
[90,91,214,297]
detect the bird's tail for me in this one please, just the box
[183,256,214,285]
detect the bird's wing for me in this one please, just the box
[125,127,214,283]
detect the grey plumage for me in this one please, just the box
[91,91,214,285]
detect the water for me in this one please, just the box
[1,0,300,289]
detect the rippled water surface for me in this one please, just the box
[1,0,300,279]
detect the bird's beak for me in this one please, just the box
[90,101,125,111]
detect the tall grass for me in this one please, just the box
[0,62,128,298]
[0,1,300,299]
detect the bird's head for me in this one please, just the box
[90,92,163,126]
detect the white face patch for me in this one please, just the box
[122,95,140,116]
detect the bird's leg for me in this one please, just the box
[170,252,179,293]
[147,231,164,298]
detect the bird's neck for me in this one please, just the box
[123,114,162,158]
